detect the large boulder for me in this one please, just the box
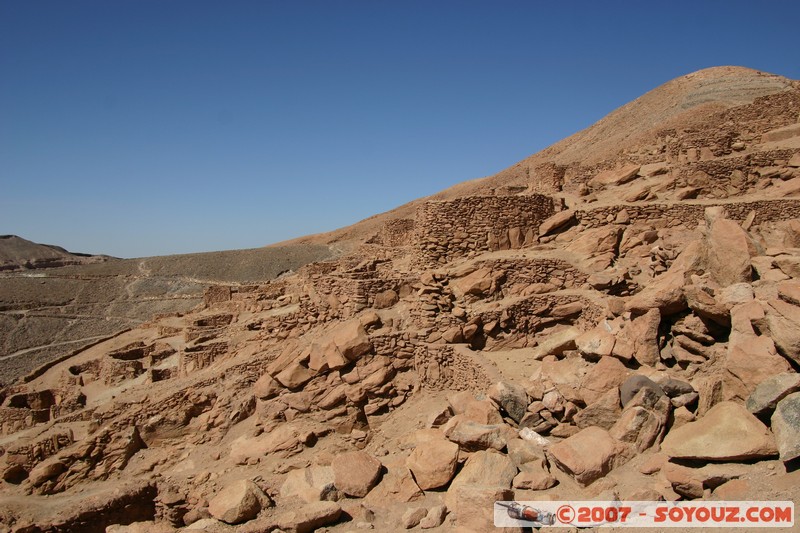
[626,268,687,316]
[619,309,661,366]
[566,226,623,271]
[487,381,528,423]
[331,320,372,361]
[620,375,664,407]
[762,299,800,366]
[273,501,342,533]
[406,439,459,490]
[610,386,671,452]
[332,451,382,497]
[580,356,629,405]
[445,450,517,511]
[576,327,616,361]
[707,217,753,287]
[590,163,641,187]
[539,209,576,237]
[280,466,339,503]
[451,267,500,297]
[364,457,423,505]
[573,388,621,430]
[253,373,282,400]
[547,426,630,486]
[208,479,270,525]
[661,401,778,461]
[771,392,800,462]
[725,333,791,396]
[528,327,581,360]
[442,416,508,451]
[747,372,800,415]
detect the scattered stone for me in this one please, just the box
[771,392,800,462]
[512,464,557,490]
[547,426,631,486]
[208,479,270,525]
[581,356,629,405]
[528,327,581,359]
[419,505,447,529]
[707,216,753,287]
[487,381,528,423]
[573,388,621,430]
[274,501,342,533]
[746,372,800,415]
[661,401,778,461]
[402,507,428,529]
[374,289,399,309]
[763,298,800,366]
[539,209,576,236]
[332,451,383,497]
[610,386,671,452]
[620,375,665,407]
[590,163,641,187]
[446,450,517,510]
[576,327,616,360]
[406,439,459,490]
[280,466,339,503]
[442,416,508,451]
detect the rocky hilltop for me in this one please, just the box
[1,66,800,532]
[0,235,112,272]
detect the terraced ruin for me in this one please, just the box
[1,66,800,532]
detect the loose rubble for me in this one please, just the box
[2,66,800,531]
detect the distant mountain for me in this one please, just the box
[0,234,113,271]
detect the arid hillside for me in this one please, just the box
[1,66,800,532]
[0,244,338,385]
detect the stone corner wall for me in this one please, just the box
[414,194,556,264]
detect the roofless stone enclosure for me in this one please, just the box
[414,194,556,264]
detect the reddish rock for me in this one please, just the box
[661,401,777,461]
[253,373,282,400]
[373,289,399,309]
[580,356,629,405]
[406,439,459,490]
[332,451,382,497]
[590,163,641,187]
[707,217,753,287]
[442,415,508,451]
[763,298,800,366]
[725,333,791,395]
[487,380,528,423]
[626,269,687,315]
[538,209,576,237]
[576,327,616,361]
[273,501,342,533]
[331,320,372,361]
[547,426,631,486]
[771,392,800,462]
[208,479,270,525]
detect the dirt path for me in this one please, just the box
[0,335,111,361]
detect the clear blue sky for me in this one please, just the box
[2,1,799,258]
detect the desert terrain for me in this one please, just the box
[1,66,800,532]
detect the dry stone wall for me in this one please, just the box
[366,219,415,247]
[414,344,494,391]
[475,258,589,293]
[477,293,604,336]
[575,198,800,230]
[415,195,555,264]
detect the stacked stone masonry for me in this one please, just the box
[574,198,800,229]
[475,258,589,294]
[415,195,556,264]
[414,344,492,392]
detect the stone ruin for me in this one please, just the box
[1,71,800,532]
